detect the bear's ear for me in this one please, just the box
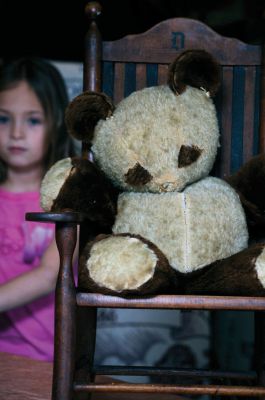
[65,91,115,143]
[168,49,221,97]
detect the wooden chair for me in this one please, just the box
[27,1,265,399]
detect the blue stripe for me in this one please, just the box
[102,61,114,99]
[253,66,261,155]
[146,64,158,87]
[231,66,245,172]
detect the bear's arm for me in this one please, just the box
[51,157,119,233]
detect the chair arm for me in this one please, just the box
[25,211,84,224]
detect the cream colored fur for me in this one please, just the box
[92,86,219,193]
[40,157,72,211]
[86,236,158,291]
[113,177,248,273]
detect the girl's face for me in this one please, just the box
[0,80,49,174]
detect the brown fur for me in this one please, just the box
[65,91,115,142]
[124,162,153,186]
[51,157,119,230]
[178,145,203,168]
[79,233,179,296]
[226,154,265,241]
[184,243,265,296]
[168,49,221,96]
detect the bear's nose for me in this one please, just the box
[124,162,153,186]
[178,144,203,168]
[161,182,175,191]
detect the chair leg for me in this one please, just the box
[255,311,265,400]
[52,222,78,400]
[74,307,98,400]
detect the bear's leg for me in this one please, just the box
[185,243,265,296]
[79,233,178,296]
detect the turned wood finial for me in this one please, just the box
[85,1,102,21]
[83,0,102,94]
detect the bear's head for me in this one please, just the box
[66,49,221,195]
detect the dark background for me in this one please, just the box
[0,0,264,62]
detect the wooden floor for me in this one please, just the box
[0,351,185,400]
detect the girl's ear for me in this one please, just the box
[168,49,221,97]
[65,91,115,143]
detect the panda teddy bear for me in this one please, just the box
[40,49,265,297]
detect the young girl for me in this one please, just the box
[0,57,76,361]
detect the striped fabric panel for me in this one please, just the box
[102,62,161,100]
[102,62,261,179]
[216,66,261,177]
[230,66,245,173]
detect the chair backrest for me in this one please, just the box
[85,5,265,179]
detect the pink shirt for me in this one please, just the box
[0,188,55,361]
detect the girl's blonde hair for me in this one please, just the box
[0,56,75,182]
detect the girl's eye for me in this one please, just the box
[28,117,43,126]
[0,115,9,125]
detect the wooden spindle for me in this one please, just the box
[52,222,77,400]
[83,1,102,92]
[82,1,102,159]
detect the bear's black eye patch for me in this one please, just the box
[124,162,153,186]
[178,145,203,168]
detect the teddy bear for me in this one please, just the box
[40,49,265,297]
